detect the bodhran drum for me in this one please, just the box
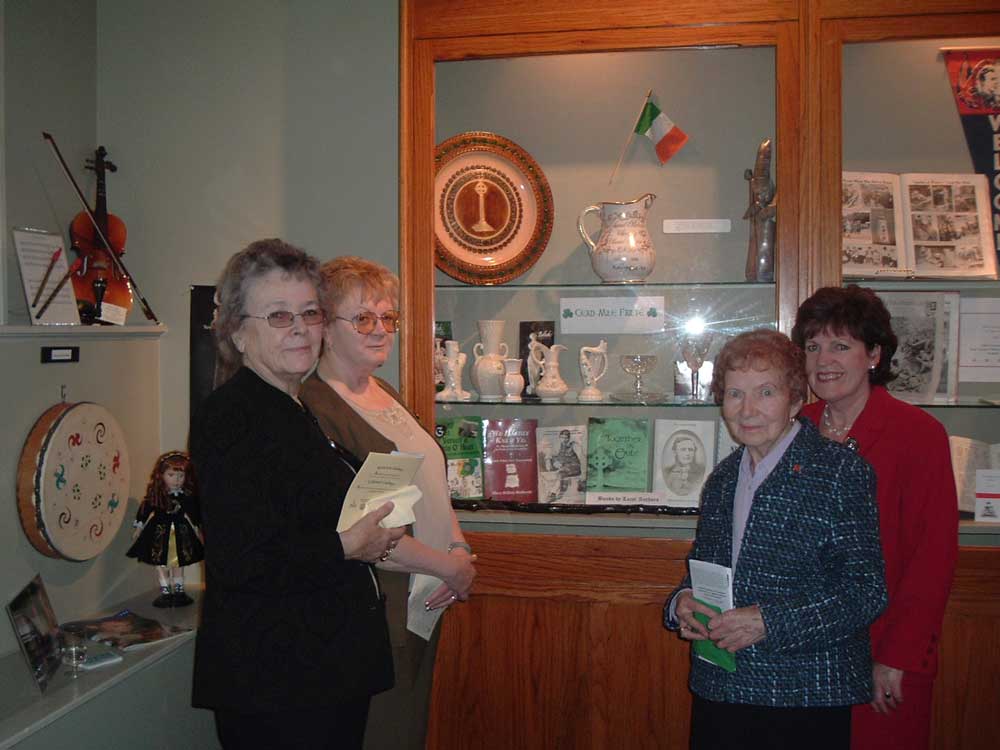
[17,402,131,561]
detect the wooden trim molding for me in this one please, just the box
[410,0,800,41]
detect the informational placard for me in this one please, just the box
[559,296,665,335]
[12,228,79,325]
[975,470,1000,523]
[959,297,1000,382]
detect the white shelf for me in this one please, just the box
[0,325,167,342]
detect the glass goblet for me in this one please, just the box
[679,334,713,401]
[619,354,658,400]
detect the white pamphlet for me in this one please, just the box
[406,573,447,641]
[688,559,734,612]
[336,452,423,532]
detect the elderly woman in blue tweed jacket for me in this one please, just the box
[664,329,887,750]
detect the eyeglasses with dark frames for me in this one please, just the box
[242,309,326,328]
[334,310,401,334]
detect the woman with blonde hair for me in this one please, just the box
[300,256,476,749]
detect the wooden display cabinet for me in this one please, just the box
[401,2,1000,748]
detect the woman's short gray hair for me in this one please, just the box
[212,238,323,385]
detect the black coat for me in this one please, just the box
[189,367,393,713]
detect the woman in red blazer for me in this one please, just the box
[792,285,958,750]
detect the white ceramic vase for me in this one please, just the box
[502,358,525,402]
[472,319,509,402]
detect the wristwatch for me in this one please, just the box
[447,541,473,555]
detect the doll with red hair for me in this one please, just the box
[126,451,204,607]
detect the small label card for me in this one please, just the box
[975,469,1000,523]
[560,296,665,335]
[585,491,662,506]
[662,219,731,234]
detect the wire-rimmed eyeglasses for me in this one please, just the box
[242,309,325,328]
[334,310,401,334]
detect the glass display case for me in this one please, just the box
[427,44,786,512]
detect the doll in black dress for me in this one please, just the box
[126,451,204,607]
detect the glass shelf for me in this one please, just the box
[436,281,775,291]
[437,396,1000,408]
[452,498,699,516]
[918,398,1000,408]
[435,396,721,407]
[846,279,1000,291]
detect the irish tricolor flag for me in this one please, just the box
[635,99,688,164]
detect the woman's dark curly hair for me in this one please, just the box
[790,285,897,386]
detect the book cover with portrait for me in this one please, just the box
[435,416,485,500]
[586,417,650,492]
[653,419,715,508]
[536,424,587,504]
[483,418,538,502]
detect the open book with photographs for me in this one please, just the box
[842,171,998,279]
[60,608,192,652]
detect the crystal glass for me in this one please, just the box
[615,354,660,403]
[60,629,88,677]
[679,334,713,401]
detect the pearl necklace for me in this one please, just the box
[822,404,854,437]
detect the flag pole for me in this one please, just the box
[608,89,653,185]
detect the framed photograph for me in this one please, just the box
[653,419,716,508]
[879,290,960,404]
[5,575,62,692]
[434,131,554,285]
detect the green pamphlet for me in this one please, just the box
[693,600,737,673]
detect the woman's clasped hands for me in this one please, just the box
[424,547,477,610]
[340,502,406,563]
[675,590,767,653]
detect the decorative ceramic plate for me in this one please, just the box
[434,131,554,285]
[17,402,131,561]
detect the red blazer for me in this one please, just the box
[802,386,957,676]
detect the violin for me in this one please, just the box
[69,146,133,324]
[42,133,159,325]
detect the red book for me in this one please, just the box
[483,418,538,503]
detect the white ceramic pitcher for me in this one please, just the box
[577,193,656,284]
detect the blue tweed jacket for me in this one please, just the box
[670,418,887,707]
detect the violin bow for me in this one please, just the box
[42,132,160,324]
